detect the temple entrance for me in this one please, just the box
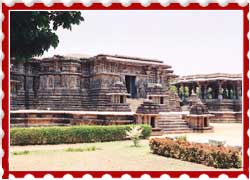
[125,76,137,98]
[150,117,155,128]
[204,117,208,127]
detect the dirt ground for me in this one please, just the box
[10,140,217,171]
[10,123,243,171]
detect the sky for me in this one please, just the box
[42,10,243,76]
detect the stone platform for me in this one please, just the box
[209,111,242,123]
[10,110,135,127]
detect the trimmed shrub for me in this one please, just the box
[149,138,242,169]
[10,124,151,145]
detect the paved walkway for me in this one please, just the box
[162,123,243,146]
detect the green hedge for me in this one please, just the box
[149,138,242,169]
[10,124,151,145]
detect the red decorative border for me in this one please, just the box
[2,3,249,179]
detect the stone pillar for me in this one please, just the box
[188,85,192,96]
[228,86,232,99]
[222,84,227,99]
[230,87,234,99]
[213,84,218,99]
[212,84,217,99]
[201,117,204,129]
[218,81,223,100]
[184,85,188,100]
[201,84,204,99]
[197,83,202,98]
[156,70,161,83]
[137,115,142,124]
[146,115,150,125]
[211,85,214,99]
[146,69,151,83]
[180,83,184,100]
[233,84,237,100]
[203,84,208,99]
[177,85,180,97]
[236,81,241,100]
[193,84,197,94]
[159,72,163,84]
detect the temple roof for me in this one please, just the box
[173,73,242,84]
[94,54,172,68]
[40,55,87,61]
[34,54,172,69]
[36,53,91,60]
[31,54,176,76]
[97,54,163,63]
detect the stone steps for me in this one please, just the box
[158,123,188,127]
[163,129,193,134]
[158,114,192,134]
[158,119,184,121]
[158,119,187,122]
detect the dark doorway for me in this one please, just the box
[204,117,208,127]
[125,76,137,98]
[120,96,124,103]
[150,117,155,128]
[160,97,164,104]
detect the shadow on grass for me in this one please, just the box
[65,146,102,152]
[12,150,30,155]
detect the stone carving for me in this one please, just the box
[173,73,242,112]
[54,75,61,88]
[48,76,54,88]
[10,54,177,111]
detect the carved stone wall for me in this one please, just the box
[10,54,177,112]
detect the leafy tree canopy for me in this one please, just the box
[10,11,84,61]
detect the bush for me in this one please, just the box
[175,135,187,142]
[10,124,151,145]
[149,138,242,169]
[126,126,143,147]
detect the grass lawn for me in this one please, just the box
[10,139,220,171]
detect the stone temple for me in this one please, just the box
[10,54,242,134]
[172,73,242,123]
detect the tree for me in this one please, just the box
[10,11,84,60]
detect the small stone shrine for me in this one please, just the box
[136,99,163,135]
[185,93,214,132]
